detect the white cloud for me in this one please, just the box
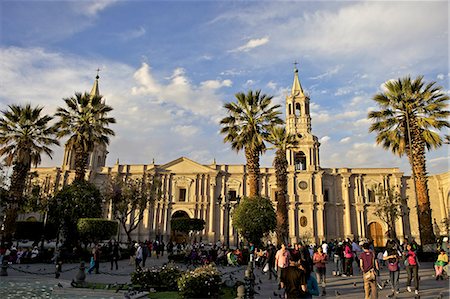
[73,0,118,17]
[0,47,236,167]
[339,137,351,144]
[267,81,277,90]
[117,26,146,41]
[309,65,342,80]
[437,74,445,80]
[230,37,269,53]
[319,136,330,143]
[171,125,199,138]
[200,79,232,89]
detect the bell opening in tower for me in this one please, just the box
[294,151,307,171]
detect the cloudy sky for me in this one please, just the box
[0,0,448,175]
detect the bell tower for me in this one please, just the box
[285,66,320,171]
[62,72,108,172]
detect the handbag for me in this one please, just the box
[388,261,398,272]
[363,268,376,281]
[263,262,270,273]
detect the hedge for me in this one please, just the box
[77,218,118,242]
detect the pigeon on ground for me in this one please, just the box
[335,290,341,296]
[57,283,63,288]
[353,282,357,288]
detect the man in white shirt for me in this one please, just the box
[322,241,328,255]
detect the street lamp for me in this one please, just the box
[217,192,241,249]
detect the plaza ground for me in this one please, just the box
[0,256,449,298]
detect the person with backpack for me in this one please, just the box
[383,242,401,297]
[403,243,420,295]
[359,242,379,299]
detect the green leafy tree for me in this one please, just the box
[266,126,298,246]
[77,218,118,245]
[368,76,449,246]
[104,175,160,243]
[55,92,115,182]
[170,218,205,233]
[232,196,276,245]
[0,104,58,240]
[220,90,283,197]
[47,181,103,246]
[373,185,405,240]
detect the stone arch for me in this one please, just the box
[294,151,306,171]
[368,221,384,247]
[170,209,192,243]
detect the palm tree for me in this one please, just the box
[0,104,59,239]
[55,92,115,182]
[266,126,298,245]
[368,76,449,246]
[220,90,283,197]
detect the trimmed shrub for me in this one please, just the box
[177,264,222,298]
[77,218,118,243]
[171,218,205,233]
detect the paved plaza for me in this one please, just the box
[0,256,449,298]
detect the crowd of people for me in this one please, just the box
[0,235,448,298]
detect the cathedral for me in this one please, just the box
[29,69,449,247]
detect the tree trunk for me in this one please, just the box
[74,146,89,182]
[3,162,30,240]
[244,147,261,197]
[274,150,289,246]
[409,123,435,246]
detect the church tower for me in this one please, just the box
[61,73,108,172]
[285,67,320,171]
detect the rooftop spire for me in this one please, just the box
[291,62,304,96]
[89,68,100,99]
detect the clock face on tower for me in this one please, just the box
[299,181,308,190]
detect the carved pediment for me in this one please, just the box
[158,157,217,174]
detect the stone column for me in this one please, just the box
[208,177,215,235]
[342,174,352,238]
[316,204,325,242]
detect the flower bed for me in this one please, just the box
[177,264,222,298]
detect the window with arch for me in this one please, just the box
[294,151,306,171]
[289,103,292,115]
[295,103,301,116]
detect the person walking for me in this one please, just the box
[265,244,276,280]
[110,241,120,270]
[383,242,401,297]
[88,244,101,274]
[142,241,149,267]
[360,242,379,299]
[404,243,419,295]
[280,261,308,299]
[333,241,344,276]
[275,243,291,289]
[135,242,143,270]
[313,246,328,296]
[343,241,354,277]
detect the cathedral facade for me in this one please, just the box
[29,70,450,246]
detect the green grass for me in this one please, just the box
[147,287,235,299]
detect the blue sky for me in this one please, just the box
[0,0,448,175]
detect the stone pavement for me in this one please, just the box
[0,256,449,298]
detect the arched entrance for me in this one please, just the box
[171,210,190,244]
[368,222,384,247]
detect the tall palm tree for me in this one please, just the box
[0,104,59,239]
[266,126,298,245]
[56,92,115,182]
[368,76,449,246]
[220,90,283,197]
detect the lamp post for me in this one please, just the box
[217,193,241,249]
